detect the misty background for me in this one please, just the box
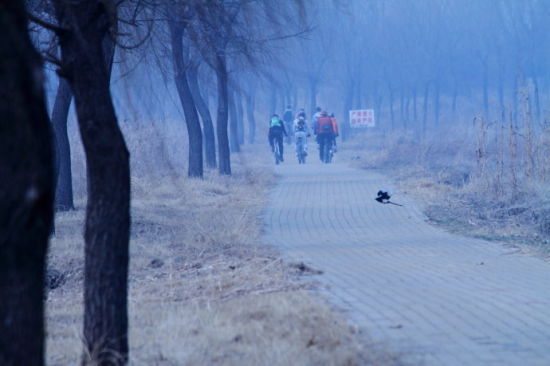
[33,0,549,217]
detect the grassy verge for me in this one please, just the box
[342,127,550,257]
[46,148,372,365]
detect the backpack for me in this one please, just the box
[296,120,306,132]
[283,110,293,122]
[317,117,333,133]
[270,118,282,128]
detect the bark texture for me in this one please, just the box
[245,91,256,144]
[235,90,245,145]
[228,89,240,153]
[0,2,54,365]
[169,22,203,178]
[215,55,231,175]
[188,65,216,168]
[53,1,130,364]
[51,77,74,211]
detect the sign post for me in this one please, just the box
[349,109,375,128]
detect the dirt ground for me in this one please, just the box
[45,148,386,365]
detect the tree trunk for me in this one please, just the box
[0,3,54,365]
[53,2,130,364]
[532,75,541,122]
[51,77,74,211]
[404,91,410,130]
[388,84,395,130]
[512,75,518,126]
[52,25,115,213]
[342,80,354,141]
[270,88,277,116]
[309,80,317,116]
[354,81,362,108]
[434,81,440,126]
[422,83,430,138]
[169,23,203,178]
[482,62,489,122]
[399,88,405,126]
[451,82,458,119]
[412,88,418,127]
[188,66,216,168]
[498,74,505,122]
[235,89,245,145]
[228,89,240,153]
[215,55,231,175]
[375,92,383,131]
[245,91,256,144]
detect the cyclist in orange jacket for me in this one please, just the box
[314,111,338,161]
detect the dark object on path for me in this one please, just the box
[46,269,66,290]
[290,262,323,275]
[149,259,164,269]
[375,191,403,206]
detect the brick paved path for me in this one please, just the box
[264,159,550,366]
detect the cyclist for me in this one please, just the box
[296,108,307,120]
[314,111,337,162]
[268,114,287,161]
[283,105,294,144]
[312,106,322,130]
[329,112,339,152]
[294,115,310,159]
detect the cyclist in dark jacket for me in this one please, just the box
[268,114,287,161]
[283,106,294,144]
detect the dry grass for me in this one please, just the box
[45,119,384,365]
[343,120,550,257]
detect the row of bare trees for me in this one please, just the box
[266,0,550,139]
[1,0,309,365]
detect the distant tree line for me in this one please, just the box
[266,0,550,139]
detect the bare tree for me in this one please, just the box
[51,76,74,210]
[0,1,54,365]
[188,58,217,168]
[51,1,131,364]
[167,4,204,178]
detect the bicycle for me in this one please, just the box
[284,121,293,144]
[295,135,307,164]
[273,141,282,165]
[320,137,333,163]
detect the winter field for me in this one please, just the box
[44,120,403,365]
[345,113,550,259]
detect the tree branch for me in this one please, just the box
[27,14,67,34]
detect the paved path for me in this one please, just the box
[264,158,550,366]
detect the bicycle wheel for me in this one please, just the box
[321,142,328,163]
[326,139,333,163]
[274,145,280,165]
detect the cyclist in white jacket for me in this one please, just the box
[293,115,310,157]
